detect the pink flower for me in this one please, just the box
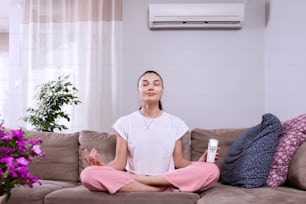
[32,145,42,155]
[16,157,30,166]
[0,125,44,197]
[11,129,23,139]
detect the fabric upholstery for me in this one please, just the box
[197,182,306,204]
[44,185,200,204]
[286,142,306,190]
[267,114,306,187]
[220,113,282,188]
[27,130,79,182]
[8,180,77,204]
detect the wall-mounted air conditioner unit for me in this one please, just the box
[149,2,245,29]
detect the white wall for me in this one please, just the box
[265,0,306,121]
[121,0,266,129]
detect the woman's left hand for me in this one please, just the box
[198,147,220,162]
[84,148,104,166]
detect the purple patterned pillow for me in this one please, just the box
[266,114,306,187]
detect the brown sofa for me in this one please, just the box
[8,128,306,204]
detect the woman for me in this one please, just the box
[80,70,220,194]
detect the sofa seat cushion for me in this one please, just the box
[44,185,200,204]
[197,182,306,204]
[220,113,282,188]
[8,180,77,204]
[26,130,79,182]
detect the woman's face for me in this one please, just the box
[137,73,163,104]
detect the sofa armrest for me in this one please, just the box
[286,142,306,190]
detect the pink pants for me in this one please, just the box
[80,162,219,194]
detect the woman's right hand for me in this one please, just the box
[83,148,104,166]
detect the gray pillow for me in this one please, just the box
[27,130,79,182]
[220,113,282,188]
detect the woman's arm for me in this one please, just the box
[173,134,218,168]
[107,133,128,170]
[173,137,192,168]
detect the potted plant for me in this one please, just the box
[24,75,81,132]
[0,119,44,203]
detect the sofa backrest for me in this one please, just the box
[190,128,245,169]
[27,130,79,182]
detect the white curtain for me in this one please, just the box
[5,0,122,132]
[0,33,9,123]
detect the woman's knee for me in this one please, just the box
[208,163,220,181]
[196,162,220,182]
[81,166,93,181]
[80,166,100,188]
[195,163,220,191]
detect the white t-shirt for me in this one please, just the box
[112,111,189,176]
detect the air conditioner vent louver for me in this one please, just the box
[153,21,241,25]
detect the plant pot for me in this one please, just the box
[0,194,7,204]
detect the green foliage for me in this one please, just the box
[24,75,81,132]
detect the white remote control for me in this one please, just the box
[206,139,218,162]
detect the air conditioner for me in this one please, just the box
[149,2,245,29]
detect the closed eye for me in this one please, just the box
[142,80,149,86]
[153,80,161,86]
